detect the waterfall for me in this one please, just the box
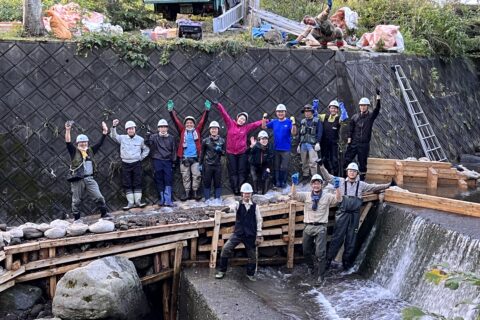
[360,204,480,320]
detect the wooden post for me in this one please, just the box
[190,238,197,261]
[161,252,170,320]
[286,201,296,269]
[48,247,56,298]
[209,211,222,269]
[153,254,161,273]
[458,179,468,190]
[427,167,438,190]
[5,254,13,271]
[170,242,183,320]
[395,161,404,186]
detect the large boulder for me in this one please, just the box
[0,284,43,313]
[52,256,149,320]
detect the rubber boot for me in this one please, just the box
[73,213,81,221]
[262,178,270,195]
[123,193,135,210]
[180,190,189,202]
[279,171,287,189]
[158,192,165,206]
[193,189,202,201]
[134,192,147,208]
[204,188,211,201]
[215,188,222,199]
[164,186,173,206]
[100,206,111,219]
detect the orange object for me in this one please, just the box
[47,10,72,40]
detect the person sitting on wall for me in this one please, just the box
[215,183,263,281]
[110,119,150,210]
[200,118,226,203]
[319,161,394,270]
[215,101,266,195]
[290,173,341,282]
[145,119,176,207]
[65,120,111,220]
[344,89,381,181]
[298,104,323,184]
[168,100,209,201]
[249,130,274,195]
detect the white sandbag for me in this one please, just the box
[45,227,66,239]
[50,219,71,229]
[18,222,40,230]
[418,157,430,162]
[1,231,11,244]
[37,223,52,232]
[89,219,114,234]
[67,223,89,237]
[8,228,24,238]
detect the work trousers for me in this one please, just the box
[203,164,222,189]
[303,224,328,276]
[71,176,106,217]
[227,153,248,192]
[219,233,257,276]
[321,141,339,177]
[153,159,173,193]
[250,164,270,194]
[180,159,201,192]
[122,161,142,194]
[344,142,370,180]
[300,145,318,177]
[274,151,290,188]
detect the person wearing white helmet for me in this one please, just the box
[266,104,297,189]
[290,173,341,282]
[216,183,263,281]
[168,99,210,201]
[318,161,394,270]
[319,99,348,176]
[344,88,382,181]
[111,119,150,210]
[64,120,110,220]
[249,130,274,194]
[145,119,177,207]
[298,104,323,183]
[200,121,226,202]
[214,100,266,195]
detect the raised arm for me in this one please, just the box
[362,181,391,193]
[245,119,263,133]
[169,110,184,133]
[65,121,72,143]
[197,109,209,133]
[216,102,235,129]
[372,89,381,120]
[92,122,108,154]
[319,164,335,183]
[110,119,122,143]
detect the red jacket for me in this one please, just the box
[169,110,209,158]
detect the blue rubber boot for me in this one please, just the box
[158,192,164,206]
[204,188,211,201]
[164,186,173,206]
[215,188,222,199]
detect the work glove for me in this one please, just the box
[291,172,300,185]
[204,100,211,111]
[286,40,299,48]
[390,178,397,187]
[215,144,222,153]
[376,88,381,95]
[290,116,296,125]
[327,0,332,10]
[167,100,174,111]
[315,158,323,166]
[312,99,319,117]
[314,143,321,152]
[255,236,263,246]
[333,177,341,189]
[198,165,203,173]
[339,102,349,122]
[263,112,268,120]
[296,145,301,154]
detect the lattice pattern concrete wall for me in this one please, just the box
[0,41,479,224]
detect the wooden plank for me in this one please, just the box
[118,241,186,259]
[209,211,222,269]
[359,202,373,226]
[161,251,170,320]
[198,237,304,252]
[384,189,480,217]
[220,203,303,223]
[427,167,438,190]
[0,266,25,285]
[48,247,56,299]
[0,251,5,262]
[221,228,283,240]
[395,161,404,187]
[4,220,213,255]
[154,254,161,273]
[141,269,174,286]
[0,280,15,293]
[23,231,198,271]
[287,202,296,269]
[281,224,305,233]
[170,242,183,320]
[16,261,93,283]
[190,238,197,261]
[5,254,12,270]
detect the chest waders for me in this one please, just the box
[327,182,363,269]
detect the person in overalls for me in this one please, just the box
[320,162,394,270]
[215,183,263,281]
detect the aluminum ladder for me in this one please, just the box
[213,1,244,33]
[393,65,448,162]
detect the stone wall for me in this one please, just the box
[0,40,479,223]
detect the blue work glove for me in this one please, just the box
[205,100,211,111]
[291,172,300,185]
[327,0,333,10]
[286,40,299,48]
[333,177,341,189]
[339,102,348,122]
[198,164,203,173]
[167,100,174,111]
[312,99,319,117]
[214,144,222,153]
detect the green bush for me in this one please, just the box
[0,0,23,21]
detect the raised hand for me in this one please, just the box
[250,136,256,148]
[112,119,120,127]
[204,100,212,111]
[65,120,73,130]
[101,121,108,134]
[167,100,174,111]
[291,172,300,185]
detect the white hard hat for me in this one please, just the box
[184,116,196,124]
[359,97,371,105]
[157,119,168,127]
[209,121,220,128]
[240,183,253,193]
[258,130,269,139]
[346,162,359,171]
[276,104,287,112]
[125,120,136,129]
[237,112,249,121]
[329,100,340,108]
[310,174,324,183]
[76,134,89,143]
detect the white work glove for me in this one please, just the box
[297,145,301,154]
[314,143,321,152]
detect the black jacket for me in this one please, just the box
[200,136,226,166]
[348,99,381,144]
[145,133,177,161]
[249,142,274,168]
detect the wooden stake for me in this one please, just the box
[427,167,438,190]
[170,242,183,320]
[161,252,170,320]
[5,254,12,271]
[287,201,296,269]
[209,211,222,269]
[154,254,161,273]
[395,161,404,186]
[48,247,56,299]
[190,238,197,262]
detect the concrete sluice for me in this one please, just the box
[178,203,480,320]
